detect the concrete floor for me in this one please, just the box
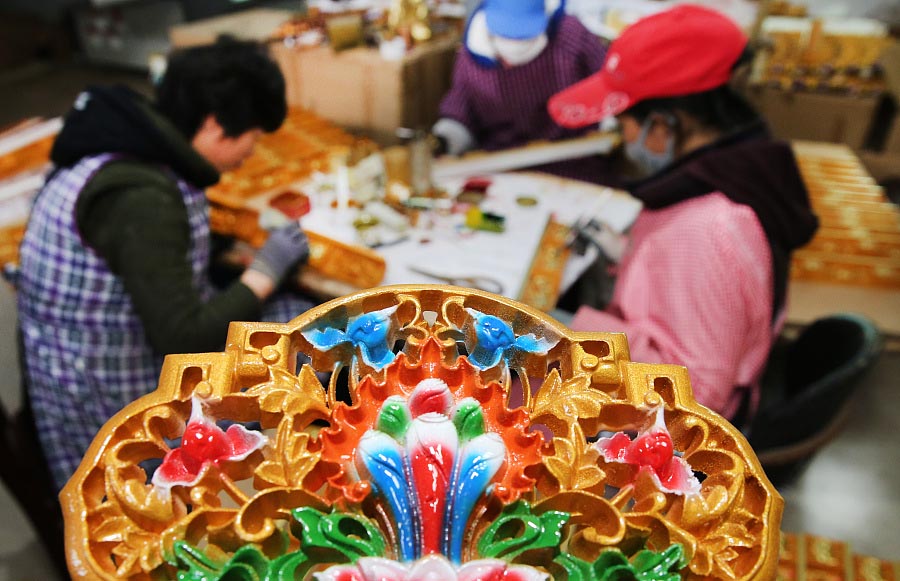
[0,63,898,579]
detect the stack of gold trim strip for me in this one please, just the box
[0,121,56,267]
[792,141,900,289]
[778,532,900,579]
[208,108,375,206]
[207,108,385,287]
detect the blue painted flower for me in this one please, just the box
[303,306,398,369]
[464,308,557,369]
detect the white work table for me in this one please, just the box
[298,171,642,303]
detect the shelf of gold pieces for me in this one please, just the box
[778,532,900,580]
[753,22,891,95]
[792,141,900,289]
[0,120,56,266]
[61,285,783,581]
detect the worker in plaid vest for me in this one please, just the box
[15,40,313,489]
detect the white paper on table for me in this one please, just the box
[476,173,642,233]
[379,211,550,299]
[590,190,643,233]
[295,171,641,298]
[384,179,550,297]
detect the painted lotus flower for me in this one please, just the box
[152,397,267,491]
[595,407,701,496]
[314,555,548,581]
[465,308,556,369]
[356,378,507,562]
[318,338,544,510]
[304,305,398,369]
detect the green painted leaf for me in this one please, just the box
[477,501,569,561]
[377,397,410,439]
[173,543,271,581]
[600,568,640,581]
[291,507,386,562]
[553,553,596,581]
[225,546,270,579]
[634,545,686,581]
[173,541,222,579]
[632,549,666,572]
[216,562,259,581]
[267,552,311,581]
[593,550,631,572]
[591,545,686,581]
[453,399,486,441]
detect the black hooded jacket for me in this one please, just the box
[51,85,218,187]
[629,122,819,320]
[42,85,261,354]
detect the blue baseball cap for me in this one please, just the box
[483,0,549,40]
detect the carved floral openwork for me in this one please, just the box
[61,285,783,580]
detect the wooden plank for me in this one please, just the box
[431,133,619,180]
[787,280,900,339]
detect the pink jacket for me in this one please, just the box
[571,192,778,420]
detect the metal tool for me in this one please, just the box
[407,265,504,294]
[566,217,606,255]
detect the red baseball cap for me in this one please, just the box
[548,5,747,129]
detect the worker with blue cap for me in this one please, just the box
[433,0,616,184]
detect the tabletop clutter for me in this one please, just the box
[272,0,461,55]
[205,108,640,308]
[0,106,639,313]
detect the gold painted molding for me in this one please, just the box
[61,285,782,580]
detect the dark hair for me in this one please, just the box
[624,47,760,133]
[155,38,287,138]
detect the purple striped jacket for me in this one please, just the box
[439,15,614,182]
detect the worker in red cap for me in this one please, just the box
[548,5,819,424]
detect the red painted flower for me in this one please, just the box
[407,377,453,417]
[596,407,701,496]
[152,397,267,491]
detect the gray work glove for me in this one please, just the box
[248,223,310,284]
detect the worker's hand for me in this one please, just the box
[430,133,449,156]
[247,223,310,286]
[431,118,475,157]
[592,222,627,263]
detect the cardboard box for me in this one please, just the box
[857,150,900,182]
[748,87,881,150]
[169,8,295,48]
[882,119,900,154]
[271,34,458,135]
[878,42,900,153]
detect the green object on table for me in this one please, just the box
[465,207,505,233]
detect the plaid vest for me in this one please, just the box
[16,153,213,488]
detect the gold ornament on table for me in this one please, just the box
[752,18,891,95]
[388,0,433,46]
[60,286,783,580]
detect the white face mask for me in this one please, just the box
[491,33,548,67]
[624,115,676,177]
